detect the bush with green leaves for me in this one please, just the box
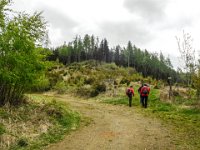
[0,0,48,106]
[47,69,64,88]
[17,138,28,147]
[84,76,95,85]
[76,85,93,97]
[53,81,67,94]
[31,75,50,92]
[120,78,130,85]
[103,63,118,70]
[0,123,6,135]
[90,82,106,97]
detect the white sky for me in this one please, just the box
[10,0,200,68]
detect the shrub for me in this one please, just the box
[74,74,85,86]
[94,83,106,92]
[120,78,130,85]
[144,76,153,85]
[172,90,180,96]
[47,71,63,88]
[77,85,92,97]
[31,75,50,92]
[17,138,28,147]
[154,85,159,89]
[0,3,48,106]
[91,82,106,97]
[128,67,136,75]
[84,76,95,85]
[103,63,118,70]
[90,90,99,97]
[0,123,6,135]
[130,73,143,82]
[53,81,67,94]
[154,81,163,89]
[67,74,84,86]
[63,71,68,76]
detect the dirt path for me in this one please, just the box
[45,94,179,150]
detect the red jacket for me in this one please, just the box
[140,86,150,96]
[126,87,134,96]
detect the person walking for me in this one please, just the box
[138,84,150,108]
[138,83,144,105]
[126,85,134,107]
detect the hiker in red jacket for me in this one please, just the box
[126,85,134,107]
[139,84,150,108]
[138,83,144,105]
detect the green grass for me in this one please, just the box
[0,123,6,135]
[0,94,80,150]
[146,89,200,149]
[101,86,200,149]
[24,95,80,150]
[103,96,129,105]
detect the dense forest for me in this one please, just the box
[47,35,177,82]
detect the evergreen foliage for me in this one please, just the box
[48,35,177,82]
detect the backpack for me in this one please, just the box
[142,88,148,94]
[127,88,132,96]
[141,86,148,95]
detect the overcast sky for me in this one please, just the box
[10,0,200,67]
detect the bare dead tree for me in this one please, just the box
[176,31,196,87]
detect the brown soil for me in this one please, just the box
[45,94,183,150]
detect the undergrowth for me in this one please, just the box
[0,94,80,150]
[47,61,160,97]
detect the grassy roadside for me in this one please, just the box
[0,94,80,150]
[100,86,200,149]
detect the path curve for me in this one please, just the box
[46,94,177,150]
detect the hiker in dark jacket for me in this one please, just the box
[126,85,134,107]
[138,84,150,108]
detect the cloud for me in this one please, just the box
[37,5,79,47]
[160,16,193,31]
[124,0,169,22]
[99,20,153,47]
[41,7,77,31]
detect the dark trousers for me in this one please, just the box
[128,96,132,107]
[141,96,148,108]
